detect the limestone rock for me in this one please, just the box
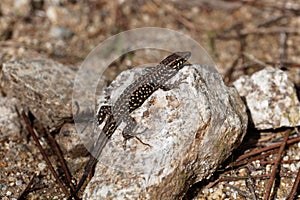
[233,67,300,130]
[83,64,248,200]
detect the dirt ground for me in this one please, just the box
[0,0,300,199]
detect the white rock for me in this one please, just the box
[83,64,247,200]
[233,67,300,130]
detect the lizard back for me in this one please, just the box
[112,51,191,122]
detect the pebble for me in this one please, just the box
[49,26,74,40]
[15,179,22,186]
[38,162,47,171]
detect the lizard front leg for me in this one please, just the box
[122,115,151,149]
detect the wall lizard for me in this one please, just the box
[68,51,191,199]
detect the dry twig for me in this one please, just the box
[45,130,79,199]
[264,130,290,200]
[286,165,300,199]
[21,112,70,197]
[243,52,273,68]
[18,173,37,200]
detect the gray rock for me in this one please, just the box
[83,64,248,200]
[233,67,300,130]
[0,97,22,140]
[1,59,76,129]
[56,123,88,158]
[49,26,74,40]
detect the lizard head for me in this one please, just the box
[160,51,191,70]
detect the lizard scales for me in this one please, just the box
[69,51,191,199]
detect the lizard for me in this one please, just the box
[68,51,191,199]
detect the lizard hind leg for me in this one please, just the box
[96,105,112,125]
[122,116,151,150]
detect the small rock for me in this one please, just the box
[46,6,63,24]
[83,64,248,200]
[233,67,300,130]
[14,0,31,16]
[38,162,47,171]
[46,5,80,26]
[49,26,74,40]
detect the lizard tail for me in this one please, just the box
[68,132,110,199]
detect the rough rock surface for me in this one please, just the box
[1,59,76,129]
[233,67,300,130]
[0,97,22,140]
[83,64,248,200]
[0,42,48,66]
